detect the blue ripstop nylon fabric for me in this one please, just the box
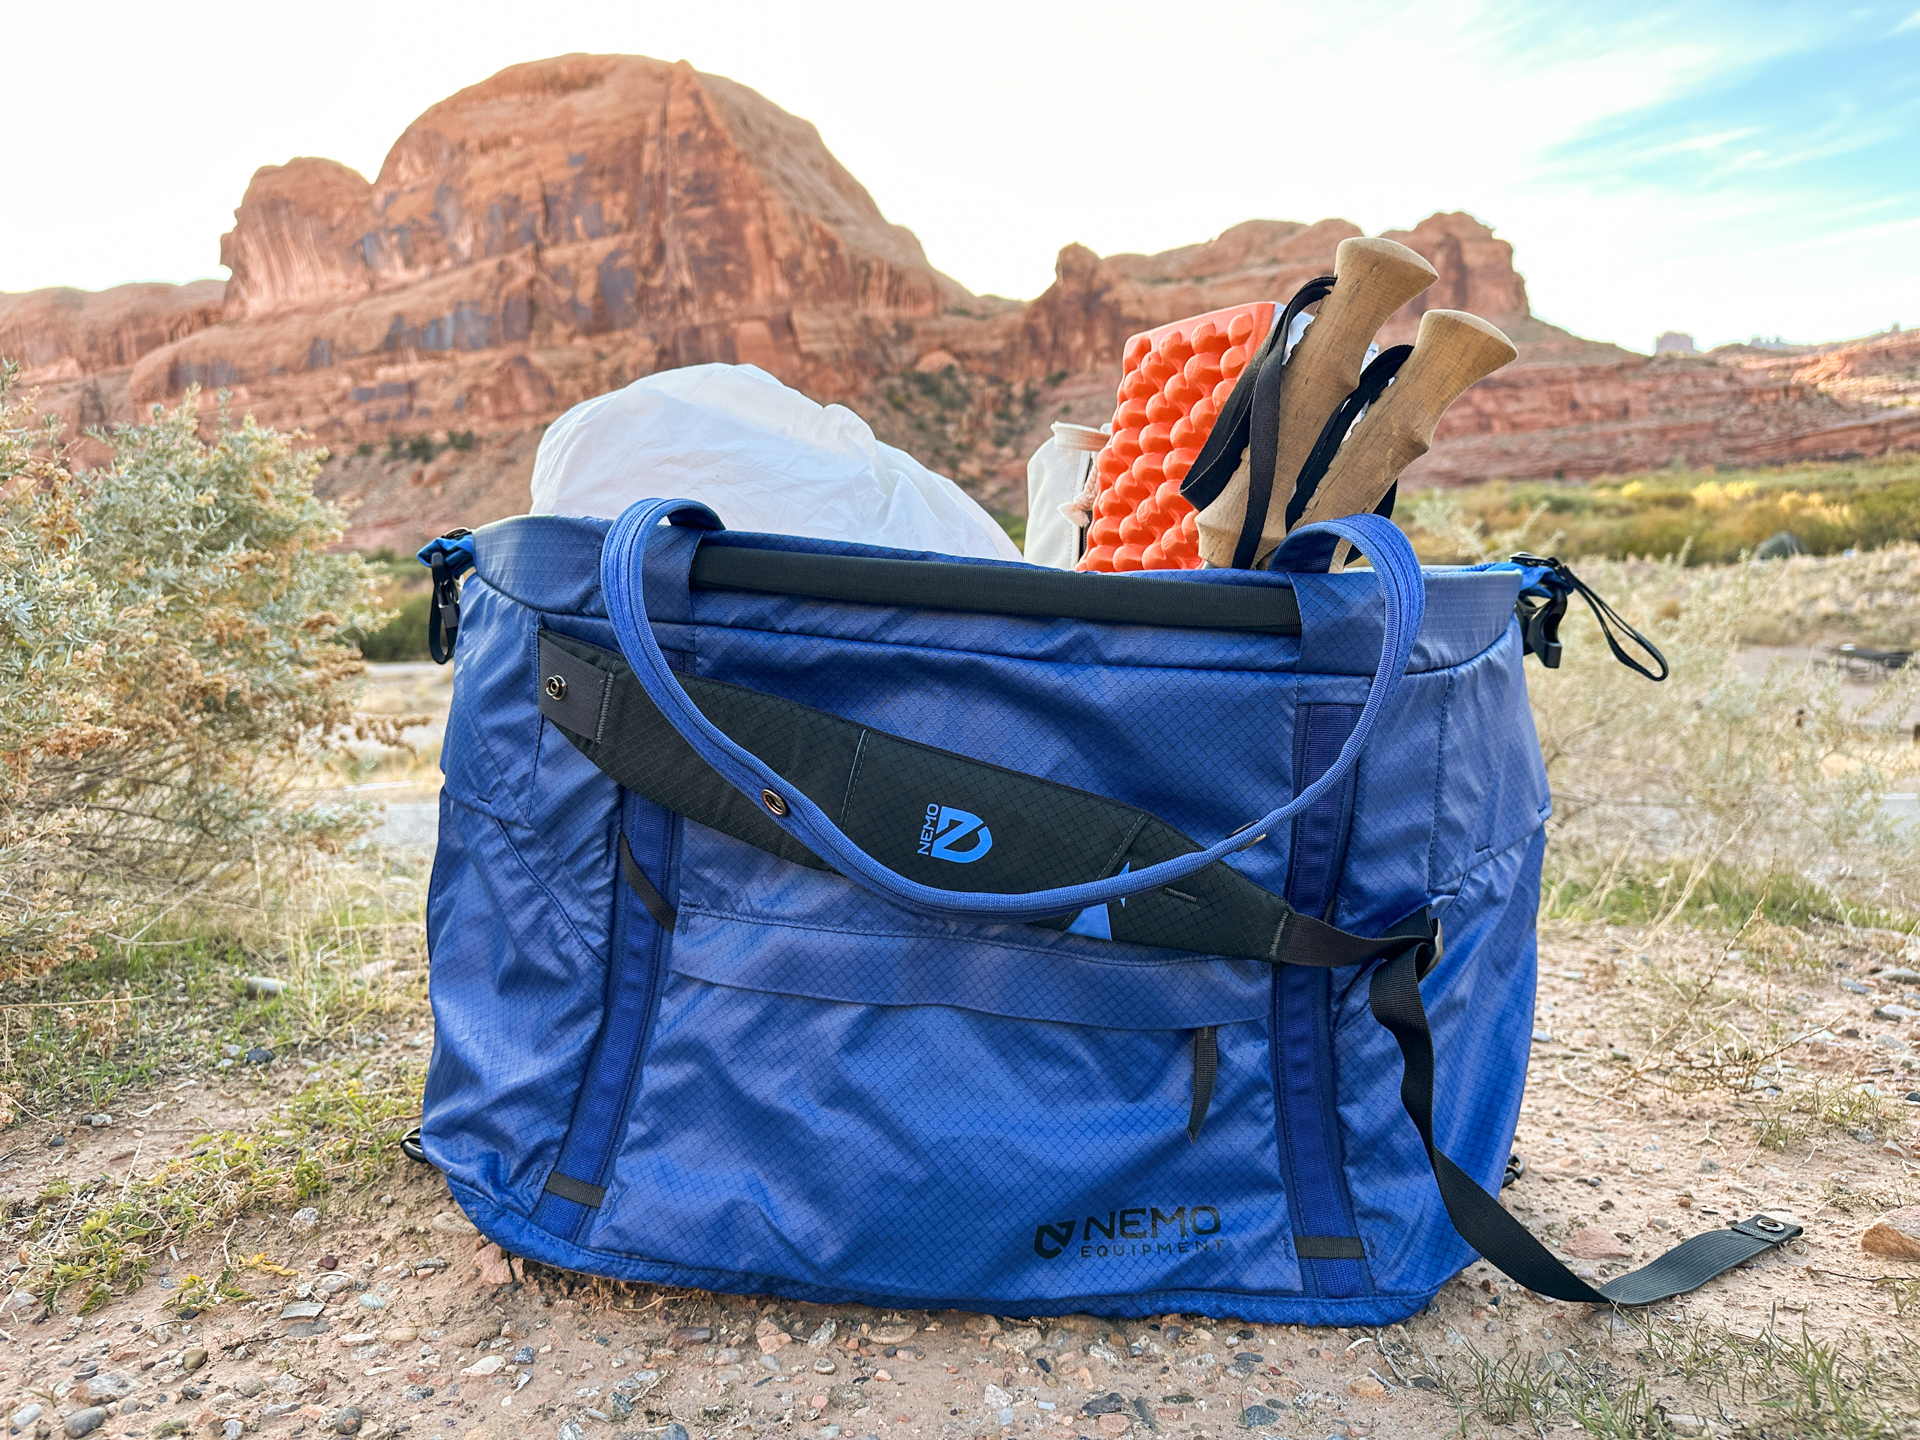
[1277,704,1368,1299]
[422,503,1550,1325]
[597,498,1427,923]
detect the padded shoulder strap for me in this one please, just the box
[537,630,1434,973]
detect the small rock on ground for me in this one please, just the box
[1861,1206,1920,1258]
[62,1409,106,1438]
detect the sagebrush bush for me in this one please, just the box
[0,367,393,972]
[1410,489,1920,923]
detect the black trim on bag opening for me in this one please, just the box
[690,542,1302,635]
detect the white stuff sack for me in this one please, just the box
[529,363,1022,562]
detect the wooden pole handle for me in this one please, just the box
[1293,308,1516,534]
[1196,236,1437,567]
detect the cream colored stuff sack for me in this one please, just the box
[1022,422,1108,570]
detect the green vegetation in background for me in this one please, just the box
[1542,859,1917,936]
[1407,453,1920,564]
[343,549,433,662]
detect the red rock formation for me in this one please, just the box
[3,52,1914,544]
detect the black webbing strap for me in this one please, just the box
[1180,276,1336,570]
[536,630,1434,974]
[1187,1027,1218,1144]
[618,833,677,932]
[1367,950,1802,1304]
[1284,344,1414,530]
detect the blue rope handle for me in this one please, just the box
[600,500,1426,924]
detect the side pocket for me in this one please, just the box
[530,793,677,1243]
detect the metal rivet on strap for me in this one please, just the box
[544,675,567,700]
[761,789,789,817]
[1755,1217,1786,1232]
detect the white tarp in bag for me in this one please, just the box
[529,363,1022,562]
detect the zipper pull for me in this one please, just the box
[1510,553,1667,681]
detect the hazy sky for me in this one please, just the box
[5,0,1917,352]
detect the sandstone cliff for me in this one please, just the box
[6,52,1916,548]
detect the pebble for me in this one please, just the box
[358,1294,387,1310]
[1665,1416,1705,1438]
[1239,1405,1280,1428]
[281,1302,325,1320]
[462,1357,505,1377]
[182,1351,207,1374]
[664,1427,690,1440]
[868,1324,916,1345]
[61,1409,105,1438]
[431,1211,478,1236]
[12,1405,43,1429]
[1841,979,1873,994]
[241,1045,273,1065]
[510,1347,536,1365]
[1,1288,38,1318]
[401,1386,433,1403]
[805,1320,837,1350]
[812,1358,835,1374]
[1874,1004,1918,1020]
[314,1273,354,1296]
[330,1407,362,1435]
[316,1254,338,1270]
[556,1423,585,1440]
[85,1114,111,1128]
[756,1354,782,1373]
[47,1135,64,1148]
[1862,1206,1920,1259]
[983,1385,1012,1410]
[235,1377,265,1399]
[223,1421,244,1440]
[385,1328,418,1344]
[289,1208,321,1232]
[243,977,288,998]
[667,1326,710,1347]
[1347,1376,1387,1398]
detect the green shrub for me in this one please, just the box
[346,590,432,662]
[355,441,374,457]
[445,428,475,451]
[386,435,404,459]
[405,435,436,463]
[0,365,391,972]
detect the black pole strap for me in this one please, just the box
[1284,345,1414,530]
[1366,950,1800,1304]
[1181,277,1335,560]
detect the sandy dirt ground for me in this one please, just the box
[4,929,1917,1440]
[6,665,1920,1439]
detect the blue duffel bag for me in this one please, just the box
[414,499,1799,1325]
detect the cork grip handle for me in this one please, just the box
[1294,308,1517,532]
[1197,236,1437,567]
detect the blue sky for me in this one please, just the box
[3,0,1916,352]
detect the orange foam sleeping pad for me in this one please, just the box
[1077,301,1276,572]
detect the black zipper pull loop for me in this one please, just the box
[1512,553,1667,681]
[424,527,473,666]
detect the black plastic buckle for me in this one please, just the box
[1512,552,1570,669]
[427,528,471,666]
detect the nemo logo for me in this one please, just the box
[916,804,993,863]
